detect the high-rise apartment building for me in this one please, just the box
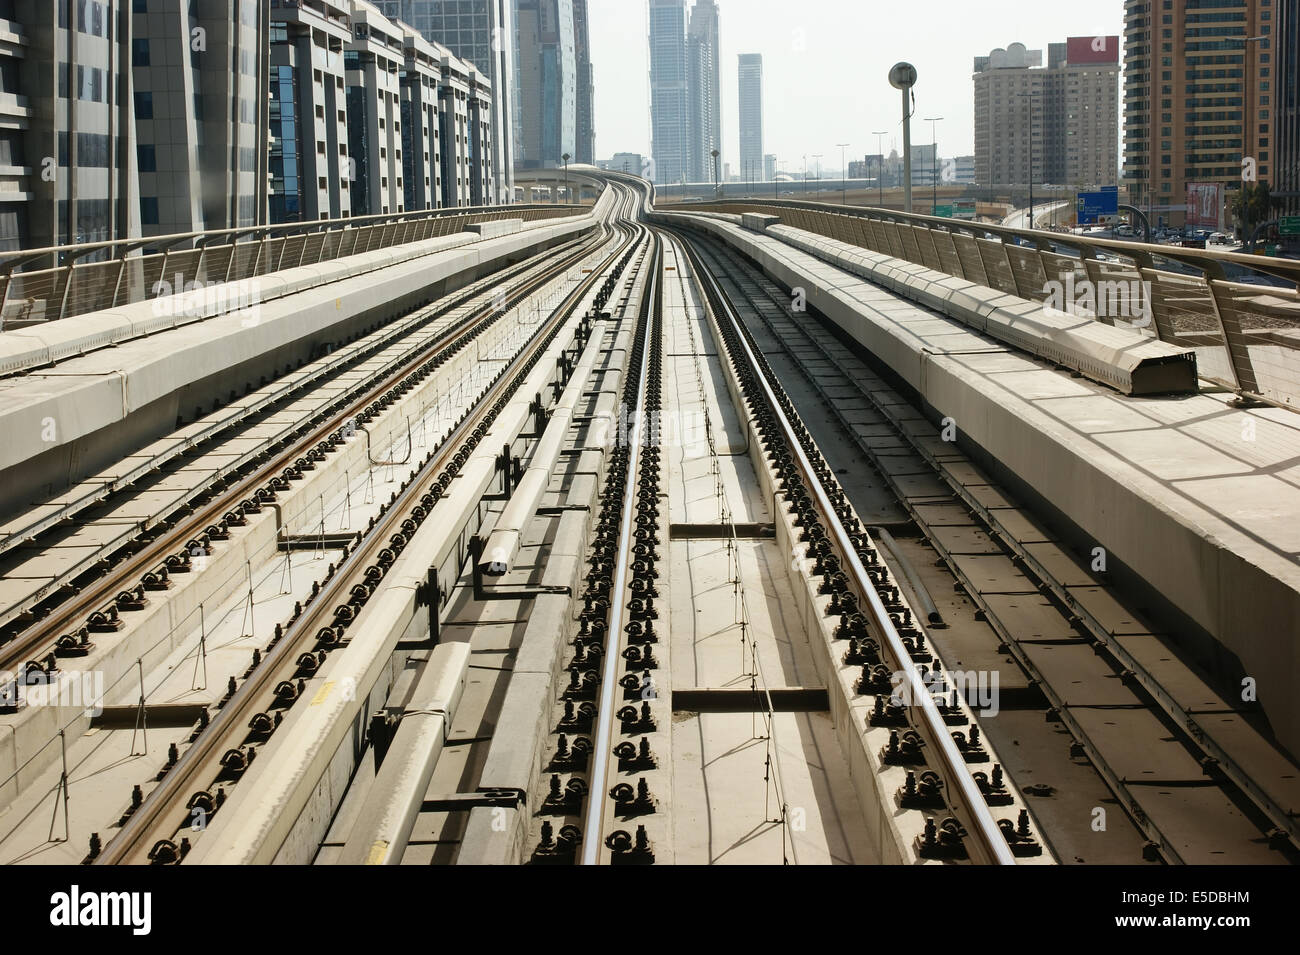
[686,0,720,184]
[374,0,516,203]
[1123,0,1273,226]
[397,24,445,214]
[737,53,763,183]
[345,3,407,217]
[269,0,353,224]
[0,0,270,252]
[1044,38,1119,188]
[1277,0,1299,216]
[574,0,594,165]
[974,38,1118,193]
[649,0,688,185]
[973,43,1046,190]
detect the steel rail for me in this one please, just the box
[96,188,641,864]
[580,230,660,865]
[0,228,614,677]
[677,232,1017,865]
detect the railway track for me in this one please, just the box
[0,223,613,689]
[2,175,1293,868]
[675,227,1299,865]
[91,186,648,864]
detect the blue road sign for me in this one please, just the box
[1077,189,1119,225]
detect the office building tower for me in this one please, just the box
[648,0,688,185]
[516,0,576,168]
[686,0,720,184]
[738,53,763,183]
[574,0,594,165]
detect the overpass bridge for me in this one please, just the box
[0,169,1297,867]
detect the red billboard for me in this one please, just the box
[1066,36,1120,64]
[1186,183,1224,229]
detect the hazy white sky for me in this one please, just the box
[587,0,1123,172]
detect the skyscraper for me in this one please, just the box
[738,53,763,184]
[372,0,516,203]
[574,0,595,165]
[686,0,720,185]
[1123,0,1273,227]
[648,0,688,185]
[517,0,577,169]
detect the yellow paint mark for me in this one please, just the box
[310,681,335,706]
[366,841,389,865]
[335,298,342,309]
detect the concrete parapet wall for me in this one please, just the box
[0,203,606,512]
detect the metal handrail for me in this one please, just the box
[687,197,1300,288]
[0,202,593,327]
[0,202,568,272]
[674,198,1300,409]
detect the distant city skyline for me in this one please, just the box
[588,0,1123,172]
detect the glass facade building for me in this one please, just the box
[648,0,688,185]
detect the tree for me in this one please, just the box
[1231,182,1272,237]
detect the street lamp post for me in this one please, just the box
[924,117,943,214]
[813,154,822,199]
[837,142,850,205]
[562,152,571,204]
[712,148,720,199]
[1015,93,1036,229]
[873,131,887,208]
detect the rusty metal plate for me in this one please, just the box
[1184,711,1300,811]
[948,553,1038,594]
[1065,585,1153,636]
[1023,542,1098,587]
[1016,640,1138,707]
[928,523,1005,556]
[913,502,978,527]
[1070,706,1203,781]
[983,593,1082,642]
[1131,786,1286,865]
[985,508,1056,545]
[1109,632,1239,714]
